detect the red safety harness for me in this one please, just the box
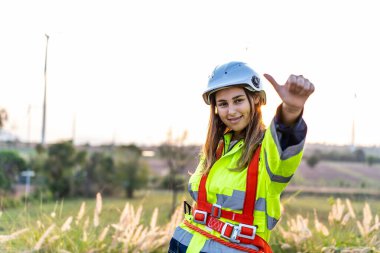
[184,143,272,253]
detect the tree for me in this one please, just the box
[27,144,50,197]
[81,152,115,197]
[114,144,148,199]
[353,149,366,162]
[0,108,8,129]
[306,155,320,168]
[0,150,27,192]
[158,130,195,216]
[44,141,83,198]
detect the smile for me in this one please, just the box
[228,116,243,124]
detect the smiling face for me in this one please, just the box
[215,86,254,137]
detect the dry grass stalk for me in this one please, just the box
[37,220,44,229]
[341,212,351,226]
[110,202,137,249]
[368,234,378,247]
[61,216,73,232]
[84,216,90,230]
[328,198,345,224]
[356,202,380,237]
[280,243,292,250]
[48,234,60,244]
[76,202,86,225]
[136,207,172,252]
[93,193,103,227]
[279,214,312,244]
[82,230,88,242]
[345,198,356,219]
[51,201,58,218]
[371,215,380,231]
[98,225,110,242]
[150,207,158,230]
[163,205,183,237]
[131,225,144,242]
[34,224,56,250]
[149,205,184,247]
[94,207,100,228]
[0,228,29,243]
[121,205,143,249]
[108,202,182,252]
[82,216,90,242]
[58,250,72,253]
[96,192,102,214]
[119,202,131,223]
[133,205,143,228]
[362,203,372,232]
[357,220,366,237]
[321,246,336,253]
[314,209,329,236]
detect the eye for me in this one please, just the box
[217,102,228,107]
[234,98,244,104]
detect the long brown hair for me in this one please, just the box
[201,87,266,174]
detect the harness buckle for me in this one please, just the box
[193,210,207,225]
[211,204,222,218]
[237,224,256,240]
[220,222,240,243]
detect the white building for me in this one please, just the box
[0,129,19,142]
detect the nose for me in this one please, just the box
[227,105,237,115]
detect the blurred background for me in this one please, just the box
[0,0,379,252]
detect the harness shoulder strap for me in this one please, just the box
[198,143,261,224]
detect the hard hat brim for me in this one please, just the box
[203,85,266,105]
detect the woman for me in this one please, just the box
[168,61,315,253]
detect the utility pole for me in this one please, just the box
[72,113,76,145]
[27,104,31,145]
[41,34,49,146]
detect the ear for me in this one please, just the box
[215,106,218,115]
[254,96,260,104]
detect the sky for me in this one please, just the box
[0,0,379,147]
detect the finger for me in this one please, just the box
[296,75,305,87]
[287,75,298,93]
[306,81,315,95]
[298,80,310,96]
[303,79,311,91]
[301,79,315,96]
[310,82,315,93]
[293,76,305,93]
[263,73,280,93]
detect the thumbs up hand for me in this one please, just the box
[264,74,315,125]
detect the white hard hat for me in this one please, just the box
[202,61,266,105]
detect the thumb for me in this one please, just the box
[263,73,280,93]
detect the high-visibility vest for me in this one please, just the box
[185,143,272,253]
[177,120,305,252]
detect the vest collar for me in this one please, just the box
[223,132,245,156]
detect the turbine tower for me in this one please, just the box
[41,34,49,146]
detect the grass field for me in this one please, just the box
[1,190,379,252]
[281,194,380,224]
[1,190,188,231]
[292,160,380,189]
